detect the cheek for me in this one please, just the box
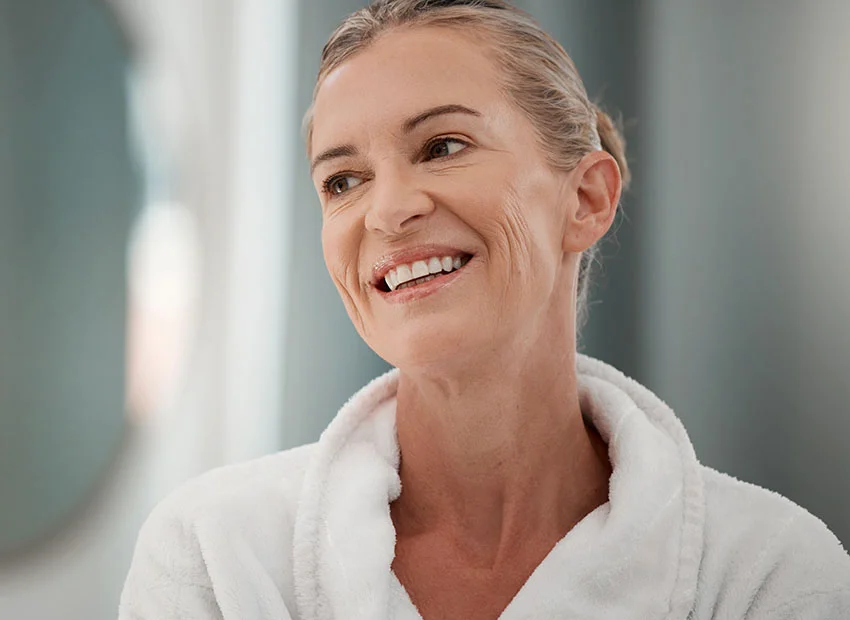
[321,216,357,284]
[320,224,341,282]
[478,175,565,299]
[498,190,537,285]
[321,218,369,328]
[468,178,538,269]
[508,164,567,254]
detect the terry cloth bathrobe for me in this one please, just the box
[119,355,850,619]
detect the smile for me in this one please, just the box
[379,253,473,292]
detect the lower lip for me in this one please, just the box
[378,259,473,304]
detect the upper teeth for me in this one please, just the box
[385,255,465,291]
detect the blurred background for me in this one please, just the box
[1,0,848,617]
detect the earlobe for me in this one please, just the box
[562,151,622,253]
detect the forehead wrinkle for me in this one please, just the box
[312,109,389,174]
[313,39,501,131]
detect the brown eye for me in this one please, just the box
[325,175,362,196]
[426,138,467,160]
[331,178,348,194]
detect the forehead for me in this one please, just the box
[311,27,504,153]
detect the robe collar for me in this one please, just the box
[293,355,705,620]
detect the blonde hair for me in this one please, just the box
[305,0,630,333]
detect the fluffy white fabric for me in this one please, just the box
[119,355,850,619]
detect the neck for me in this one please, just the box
[391,329,611,568]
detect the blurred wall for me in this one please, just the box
[1,1,300,617]
[0,1,141,617]
[642,0,850,543]
[0,0,135,560]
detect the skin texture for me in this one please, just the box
[310,26,622,620]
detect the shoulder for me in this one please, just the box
[133,443,317,567]
[147,442,316,529]
[699,465,849,572]
[693,465,850,618]
[119,444,316,618]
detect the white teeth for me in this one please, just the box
[384,253,469,292]
[395,264,412,284]
[411,260,429,279]
[386,270,398,291]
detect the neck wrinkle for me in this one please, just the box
[390,353,612,567]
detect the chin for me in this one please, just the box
[376,323,485,373]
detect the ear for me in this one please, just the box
[561,150,622,253]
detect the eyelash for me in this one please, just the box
[320,136,469,198]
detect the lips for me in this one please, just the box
[377,253,475,302]
[382,254,475,292]
[370,244,475,289]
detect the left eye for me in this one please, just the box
[426,138,467,160]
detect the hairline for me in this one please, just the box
[304,22,533,162]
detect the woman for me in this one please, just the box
[119,1,850,618]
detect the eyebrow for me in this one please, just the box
[310,144,358,174]
[310,104,482,174]
[401,103,481,133]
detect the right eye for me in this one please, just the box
[323,175,363,197]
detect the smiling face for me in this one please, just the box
[310,26,600,372]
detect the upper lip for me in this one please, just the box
[370,244,473,287]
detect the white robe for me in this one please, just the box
[119,355,850,619]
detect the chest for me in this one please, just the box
[391,537,551,620]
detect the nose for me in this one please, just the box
[364,163,434,236]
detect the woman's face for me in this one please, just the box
[310,27,600,371]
